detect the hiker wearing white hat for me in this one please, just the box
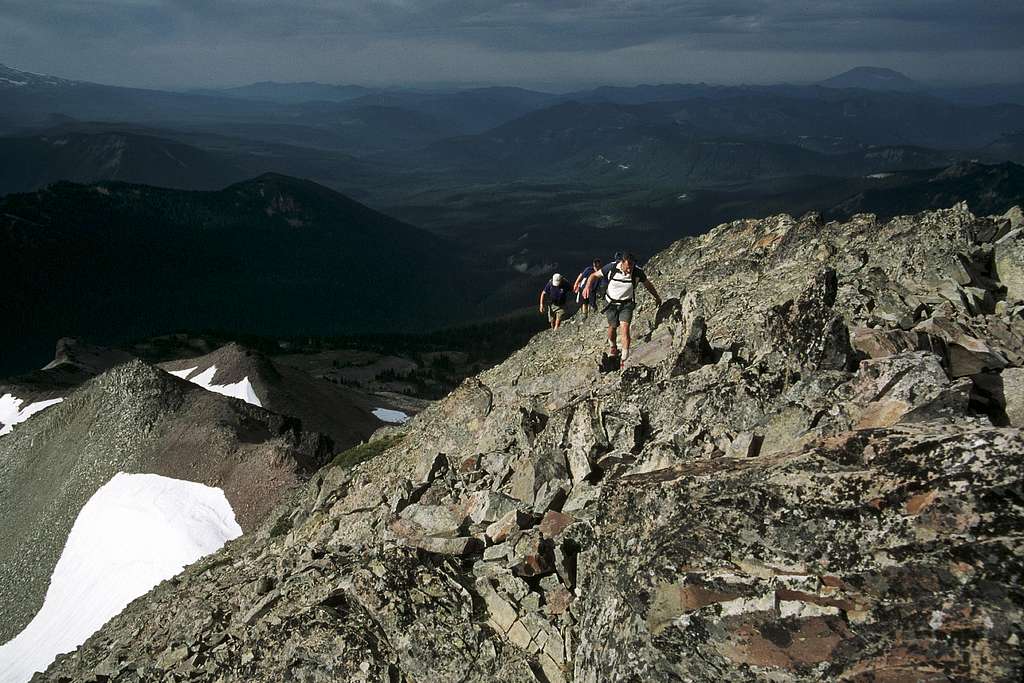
[539,273,569,330]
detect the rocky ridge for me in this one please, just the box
[40,203,1024,682]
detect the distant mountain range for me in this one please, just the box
[0,131,249,194]
[0,119,399,197]
[3,62,1024,375]
[819,66,924,91]
[4,62,1024,156]
[816,66,1024,106]
[0,174,487,375]
[188,80,375,103]
[403,95,983,186]
[2,63,1023,202]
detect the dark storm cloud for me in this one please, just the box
[433,1,1024,53]
[1,1,1022,86]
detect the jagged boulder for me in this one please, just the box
[762,268,853,374]
[1002,367,1024,427]
[995,229,1024,301]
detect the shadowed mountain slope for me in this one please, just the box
[160,342,400,450]
[828,161,1024,220]
[0,174,479,376]
[0,131,249,195]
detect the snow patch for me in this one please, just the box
[190,366,217,385]
[166,365,261,407]
[0,472,242,683]
[866,173,894,179]
[0,394,63,437]
[0,78,27,86]
[373,408,410,424]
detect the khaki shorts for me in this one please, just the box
[604,302,634,326]
[547,304,566,323]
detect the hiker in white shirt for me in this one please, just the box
[582,252,662,365]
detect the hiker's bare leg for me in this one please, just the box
[554,314,562,330]
[620,321,631,360]
[607,324,618,353]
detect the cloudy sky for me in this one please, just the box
[1,1,1023,89]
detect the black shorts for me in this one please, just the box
[604,302,634,326]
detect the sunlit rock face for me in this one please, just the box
[40,203,1024,682]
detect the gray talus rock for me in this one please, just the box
[914,316,1009,376]
[848,351,969,428]
[850,325,919,358]
[1001,367,1024,427]
[464,490,523,525]
[508,448,570,507]
[995,228,1024,301]
[398,503,467,537]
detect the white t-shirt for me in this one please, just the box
[601,261,647,303]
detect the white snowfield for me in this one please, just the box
[166,365,262,407]
[373,407,410,424]
[0,394,64,437]
[0,473,242,683]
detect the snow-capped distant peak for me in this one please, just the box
[165,365,262,407]
[0,394,64,437]
[0,472,241,683]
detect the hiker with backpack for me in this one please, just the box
[572,259,603,318]
[582,252,662,365]
[539,273,569,330]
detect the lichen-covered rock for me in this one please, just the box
[995,229,1024,301]
[39,204,1024,682]
[574,423,1024,682]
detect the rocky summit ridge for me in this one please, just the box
[41,203,1024,682]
